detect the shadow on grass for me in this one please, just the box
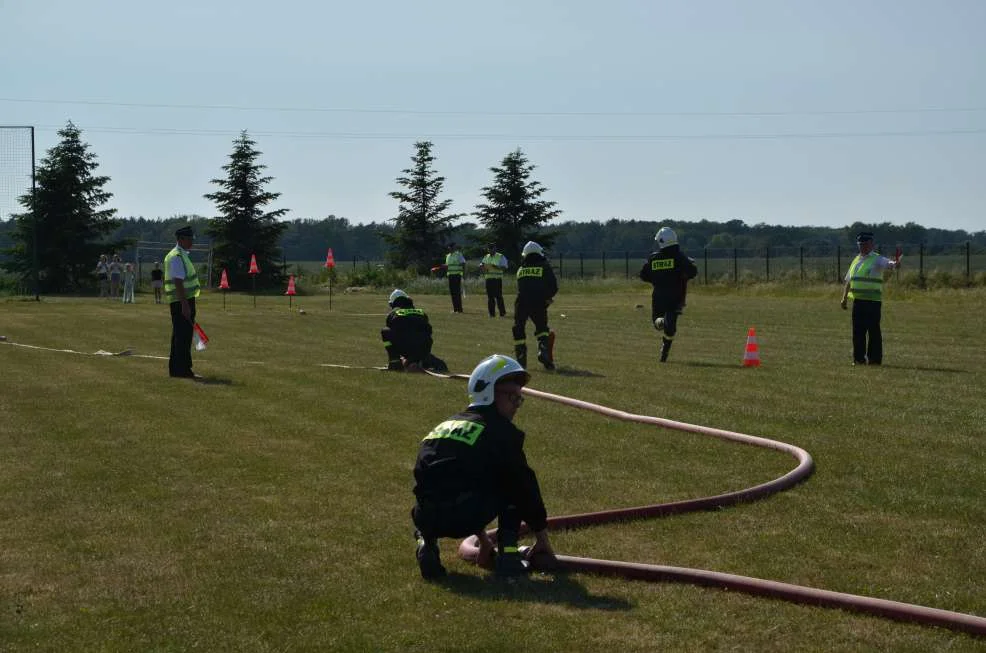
[544,366,605,378]
[438,571,631,611]
[195,376,235,386]
[677,360,744,369]
[872,363,970,374]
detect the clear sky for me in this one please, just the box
[2,0,984,232]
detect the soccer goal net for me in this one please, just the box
[134,241,214,289]
[0,126,34,222]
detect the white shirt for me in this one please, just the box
[169,244,189,280]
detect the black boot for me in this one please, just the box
[660,337,672,363]
[415,530,446,580]
[494,529,529,577]
[537,337,555,370]
[514,344,527,368]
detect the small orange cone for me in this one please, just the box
[743,327,761,367]
[324,248,336,269]
[219,268,230,290]
[285,275,296,296]
[248,254,260,275]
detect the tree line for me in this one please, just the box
[2,122,983,294]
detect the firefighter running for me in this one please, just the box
[512,241,558,370]
[639,227,698,362]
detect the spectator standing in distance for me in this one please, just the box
[480,243,508,318]
[445,242,466,313]
[164,226,202,379]
[411,353,555,579]
[95,254,110,298]
[150,261,164,304]
[639,227,698,363]
[109,254,123,298]
[840,231,902,365]
[122,262,136,303]
[513,241,557,370]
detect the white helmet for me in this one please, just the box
[467,354,530,408]
[655,226,678,248]
[388,288,409,307]
[521,241,544,257]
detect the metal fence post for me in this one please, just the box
[559,252,564,279]
[625,251,629,279]
[704,248,708,285]
[733,248,738,283]
[967,241,971,284]
[919,243,925,286]
[800,246,804,283]
[765,246,770,282]
[602,251,606,279]
[836,245,841,284]
[580,252,584,280]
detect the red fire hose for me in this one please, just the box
[447,378,986,637]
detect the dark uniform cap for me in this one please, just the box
[175,226,194,238]
[856,232,874,243]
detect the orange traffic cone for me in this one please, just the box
[285,275,296,296]
[743,328,761,367]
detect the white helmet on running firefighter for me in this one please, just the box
[467,354,530,408]
[388,288,409,307]
[655,226,678,248]
[521,241,544,257]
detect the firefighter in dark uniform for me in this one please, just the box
[513,241,558,370]
[639,227,698,362]
[381,289,448,372]
[411,354,555,579]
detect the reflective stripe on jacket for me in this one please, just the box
[481,253,505,279]
[847,254,883,302]
[445,252,464,276]
[164,247,201,302]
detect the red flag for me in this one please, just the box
[248,254,260,275]
[285,275,297,296]
[219,268,230,289]
[193,323,209,351]
[324,248,336,269]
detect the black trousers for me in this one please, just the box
[851,299,883,364]
[169,298,196,376]
[651,298,681,337]
[448,275,463,312]
[512,300,549,343]
[485,278,506,317]
[412,491,521,547]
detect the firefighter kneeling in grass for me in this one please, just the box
[639,226,698,363]
[381,289,448,373]
[411,354,555,579]
[513,241,558,370]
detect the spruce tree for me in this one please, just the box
[474,148,561,266]
[385,141,462,273]
[204,131,288,289]
[2,122,121,293]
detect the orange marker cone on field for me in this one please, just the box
[743,328,761,367]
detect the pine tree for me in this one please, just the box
[1,122,121,293]
[204,131,288,289]
[474,148,561,266]
[385,141,462,274]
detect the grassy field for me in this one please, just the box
[2,284,985,652]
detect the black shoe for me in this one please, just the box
[494,551,529,577]
[515,346,527,369]
[415,532,446,580]
[537,346,555,370]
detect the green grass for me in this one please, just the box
[1,285,985,652]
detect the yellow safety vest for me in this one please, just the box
[847,254,883,302]
[445,252,464,276]
[481,253,505,279]
[164,247,201,302]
